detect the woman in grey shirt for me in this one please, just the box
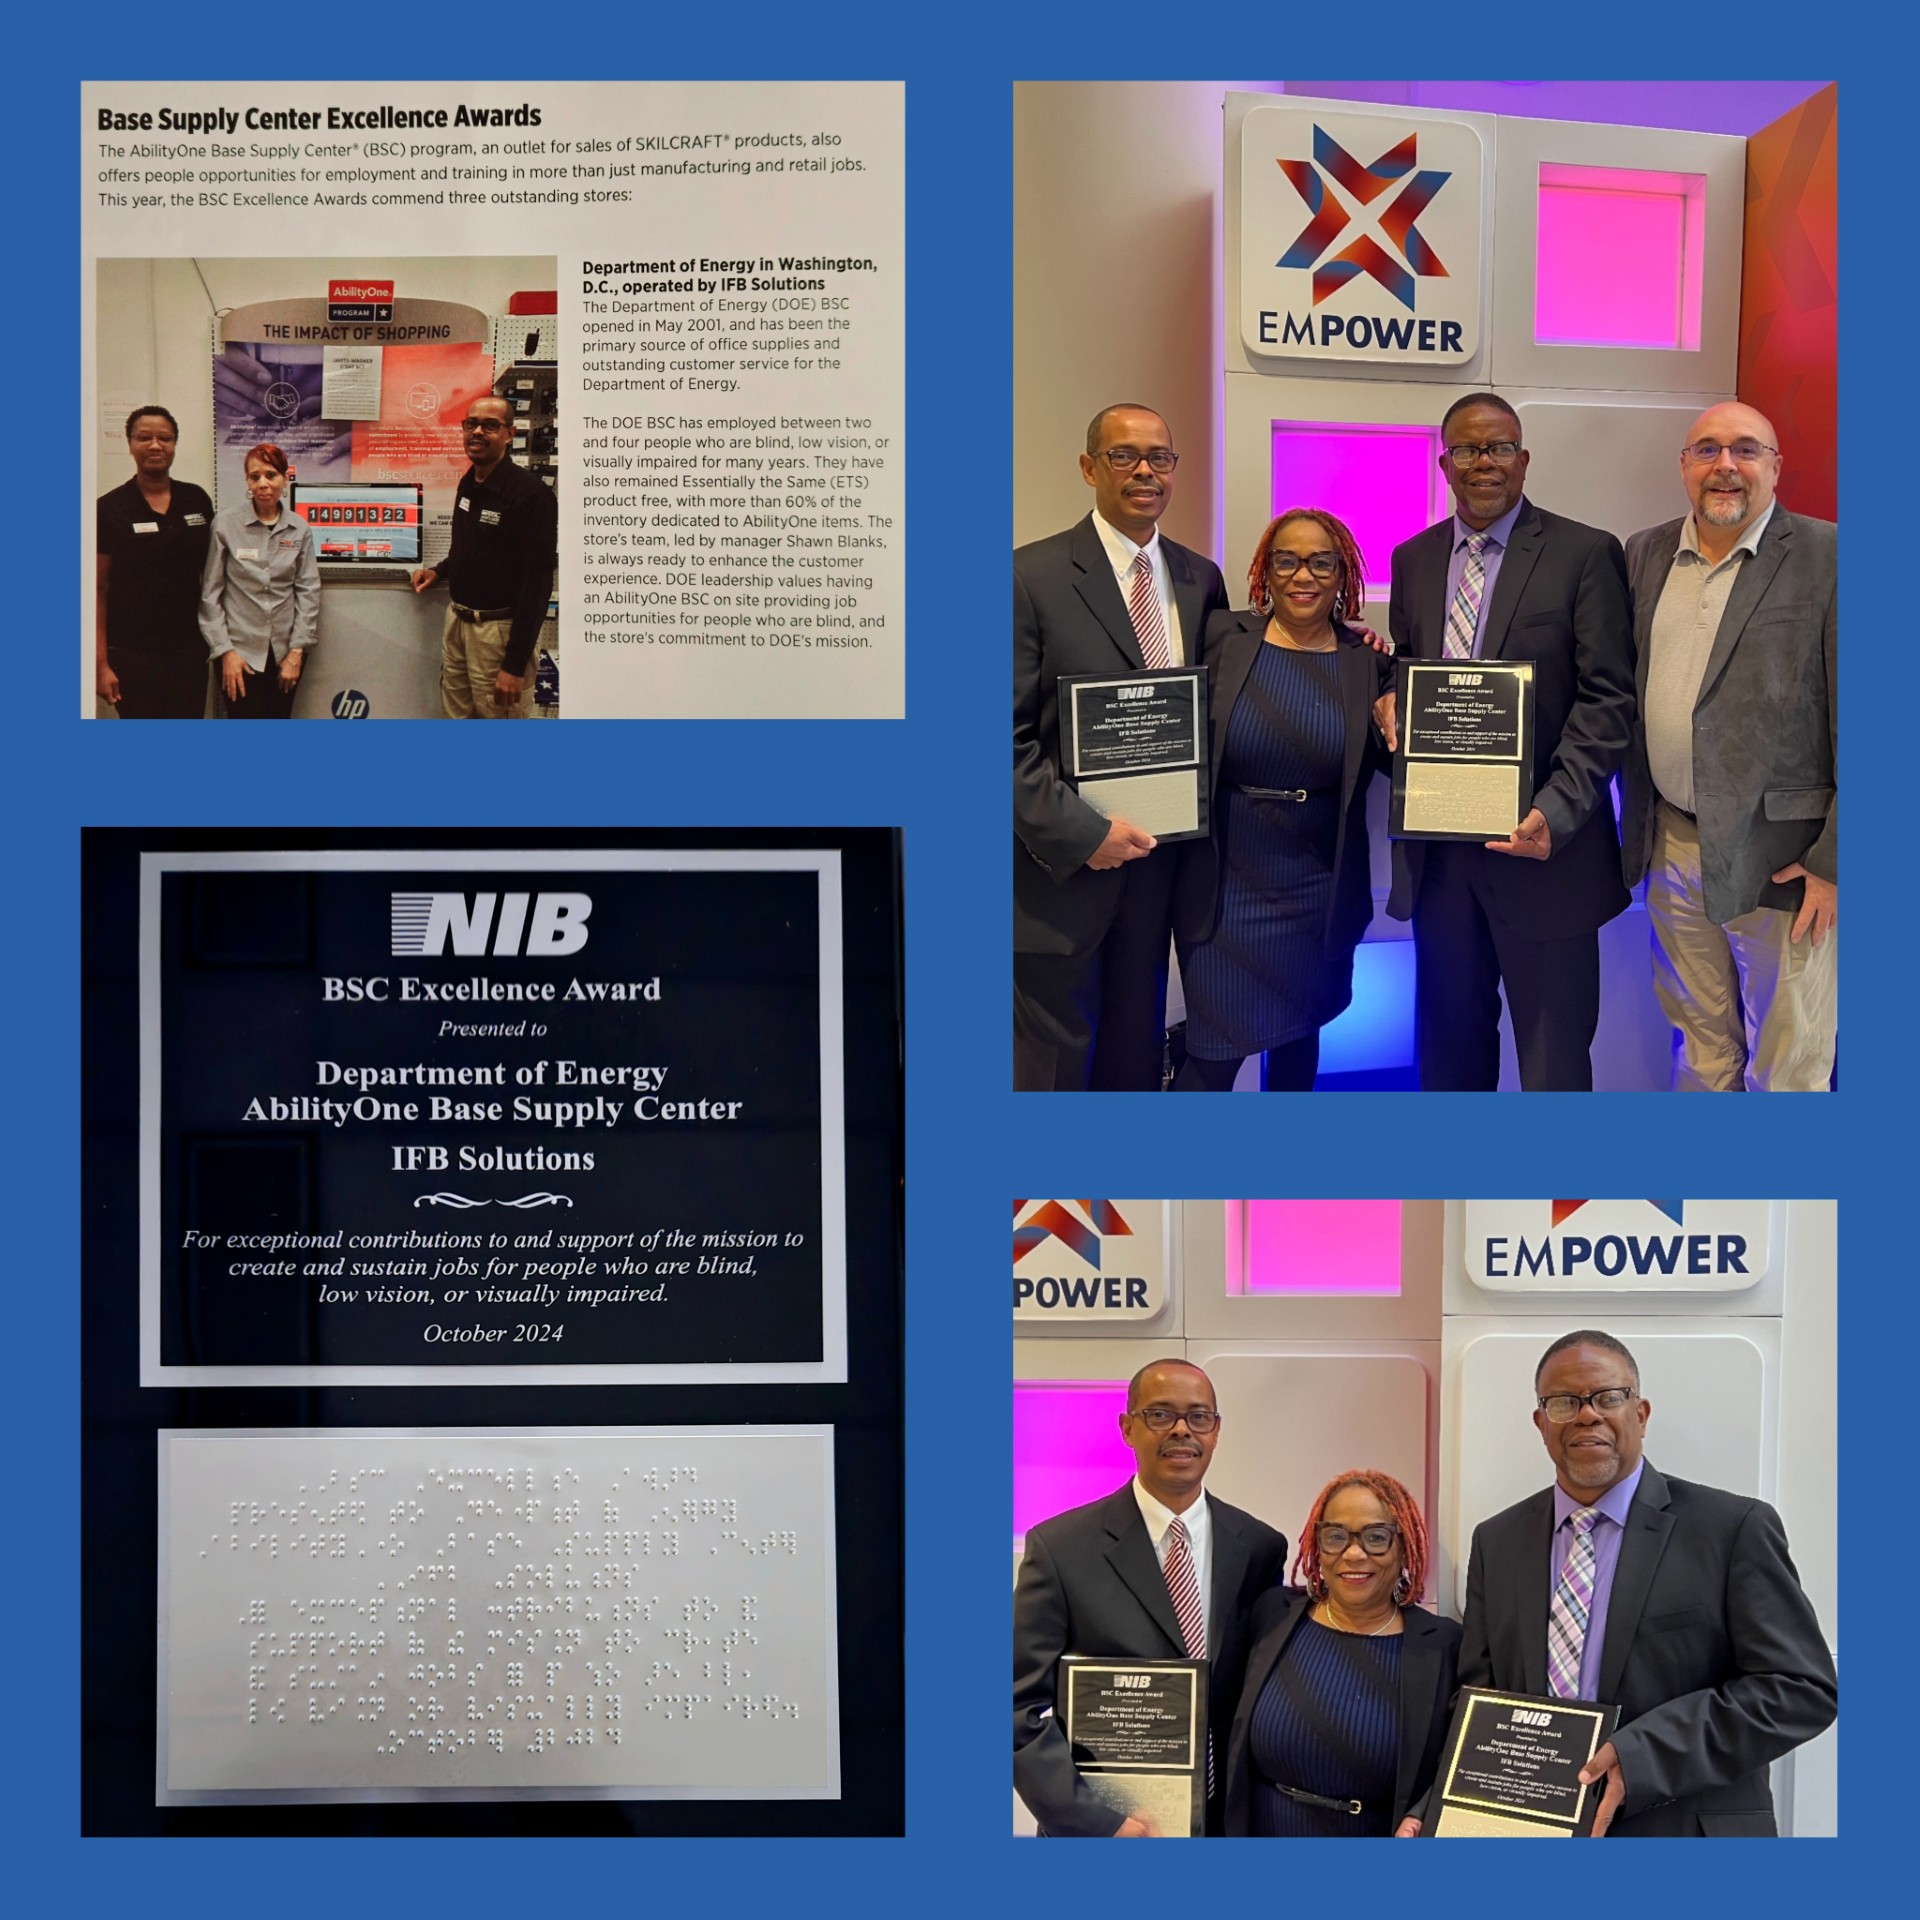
[200,442,319,719]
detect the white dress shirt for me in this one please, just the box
[1133,1478,1211,1653]
[1092,510,1185,666]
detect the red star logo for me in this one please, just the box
[1013,1200,1133,1267]
[1276,126,1450,310]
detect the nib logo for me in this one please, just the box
[1277,126,1450,309]
[1013,1199,1133,1268]
[1551,1200,1685,1227]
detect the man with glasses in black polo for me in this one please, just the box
[1441,1330,1835,1837]
[1014,1358,1287,1834]
[1015,406,1230,1089]
[411,394,557,718]
[1374,394,1635,1090]
[1619,403,1838,1090]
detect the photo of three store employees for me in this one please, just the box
[95,397,556,720]
[1013,1339,1837,1838]
[1012,395,1838,1094]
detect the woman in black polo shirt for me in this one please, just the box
[95,406,214,719]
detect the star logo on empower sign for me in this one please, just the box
[1551,1200,1685,1226]
[1239,103,1481,363]
[1013,1200,1133,1268]
[1276,127,1450,310]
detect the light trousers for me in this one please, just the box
[1646,804,1836,1092]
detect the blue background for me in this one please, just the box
[20,2,1888,1903]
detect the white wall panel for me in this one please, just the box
[1487,118,1744,395]
[1188,1346,1434,1601]
[1182,1198,1443,1342]
[1441,1319,1780,1620]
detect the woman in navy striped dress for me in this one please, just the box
[1173,510,1386,1090]
[1222,1471,1460,1836]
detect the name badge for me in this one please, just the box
[458,495,470,512]
[243,548,263,562]
[479,508,502,527]
[134,522,159,534]
[184,513,208,526]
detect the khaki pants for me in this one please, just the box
[1646,804,1836,1092]
[441,608,533,719]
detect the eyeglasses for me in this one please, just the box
[1268,550,1341,582]
[1127,1404,1219,1432]
[1096,445,1179,473]
[1537,1387,1637,1423]
[1682,438,1777,464]
[1315,1523,1400,1557]
[460,417,511,434]
[1444,440,1522,468]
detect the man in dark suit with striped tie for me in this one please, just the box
[1014,1358,1289,1835]
[1015,405,1230,1090]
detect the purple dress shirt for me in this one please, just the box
[1549,1460,1645,1701]
[1441,497,1525,659]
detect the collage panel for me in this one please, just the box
[1013,83,1836,1091]
[81,828,903,1833]
[1013,1200,1837,1837]
[85,80,904,720]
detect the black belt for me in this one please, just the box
[451,602,514,623]
[1228,783,1336,803]
[1266,1778,1366,1816]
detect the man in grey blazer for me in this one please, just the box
[1621,402,1837,1090]
[1015,406,1230,1090]
[1013,1359,1287,1835]
[1454,1331,1836,1837]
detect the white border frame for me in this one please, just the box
[139,849,848,1385]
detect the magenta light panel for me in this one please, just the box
[1534,163,1706,350]
[1013,1381,1128,1539]
[1270,423,1443,594]
[1233,1200,1403,1295]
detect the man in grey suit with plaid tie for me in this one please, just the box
[1377,394,1636,1090]
[1446,1331,1835,1838]
[1015,405,1230,1090]
[1014,1359,1288,1835]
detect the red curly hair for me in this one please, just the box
[1292,1468,1429,1606]
[1247,507,1369,628]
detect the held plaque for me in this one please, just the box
[1058,668,1211,843]
[1427,1688,1621,1837]
[1058,1655,1207,1838]
[1390,658,1535,842]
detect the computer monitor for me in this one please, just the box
[291,480,425,565]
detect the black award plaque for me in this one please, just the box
[1058,1655,1207,1838]
[1390,658,1536,841]
[1058,667,1211,843]
[1427,1688,1622,1837]
[140,849,849,1385]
